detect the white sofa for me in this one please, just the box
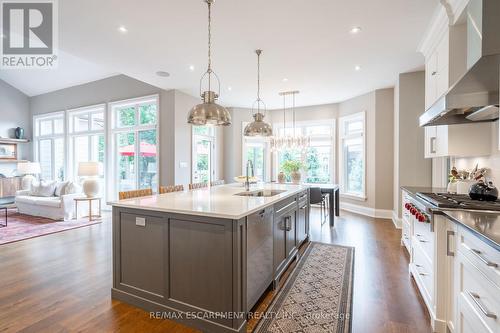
[15,181,83,221]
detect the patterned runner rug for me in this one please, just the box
[254,242,354,333]
[0,210,102,245]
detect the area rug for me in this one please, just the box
[0,209,102,245]
[254,242,354,333]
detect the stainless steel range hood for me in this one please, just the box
[419,0,500,127]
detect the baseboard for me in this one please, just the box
[392,211,402,229]
[340,201,392,220]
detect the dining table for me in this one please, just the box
[303,183,340,227]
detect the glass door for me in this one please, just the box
[192,137,213,183]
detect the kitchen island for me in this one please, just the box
[110,183,310,333]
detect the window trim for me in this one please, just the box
[33,112,66,181]
[339,111,366,199]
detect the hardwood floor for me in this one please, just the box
[0,208,431,333]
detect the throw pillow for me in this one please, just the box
[64,181,82,195]
[55,181,69,197]
[30,181,57,197]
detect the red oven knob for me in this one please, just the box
[410,208,417,215]
[415,212,422,220]
[405,203,410,210]
[419,214,427,223]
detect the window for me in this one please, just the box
[111,96,159,195]
[339,112,365,198]
[68,105,106,195]
[192,126,216,183]
[33,113,66,181]
[275,121,335,184]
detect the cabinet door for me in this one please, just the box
[436,33,450,99]
[436,125,449,157]
[446,221,458,332]
[285,212,296,258]
[425,126,438,158]
[425,51,438,110]
[273,212,288,275]
[296,202,308,245]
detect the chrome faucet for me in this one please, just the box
[245,160,254,191]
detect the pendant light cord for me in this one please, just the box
[256,49,262,113]
[293,92,296,137]
[207,0,212,92]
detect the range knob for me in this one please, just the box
[405,203,410,210]
[410,207,417,215]
[418,214,428,223]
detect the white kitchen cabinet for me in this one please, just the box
[424,123,491,158]
[425,33,450,110]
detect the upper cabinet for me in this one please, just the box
[425,33,450,110]
[424,123,492,158]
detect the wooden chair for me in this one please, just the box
[119,188,153,200]
[189,182,208,190]
[159,185,184,194]
[210,180,225,186]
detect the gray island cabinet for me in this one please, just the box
[110,184,310,333]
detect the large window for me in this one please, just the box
[68,105,105,195]
[111,96,158,195]
[33,113,65,181]
[275,121,335,184]
[192,126,215,183]
[339,112,365,198]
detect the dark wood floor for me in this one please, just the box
[0,208,431,333]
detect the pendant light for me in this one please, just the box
[244,50,273,137]
[270,90,310,151]
[187,0,231,126]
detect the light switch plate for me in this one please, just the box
[135,217,146,227]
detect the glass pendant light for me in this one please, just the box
[187,0,231,126]
[244,49,273,137]
[270,91,310,152]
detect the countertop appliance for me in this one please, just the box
[246,206,274,312]
[419,0,500,127]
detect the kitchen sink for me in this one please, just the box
[235,190,287,197]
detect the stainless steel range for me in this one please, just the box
[416,192,500,211]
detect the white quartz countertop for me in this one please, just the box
[109,183,310,220]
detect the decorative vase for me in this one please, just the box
[291,171,301,184]
[15,127,24,139]
[456,180,474,195]
[278,172,286,184]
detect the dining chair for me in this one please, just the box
[210,180,225,186]
[159,185,184,194]
[309,187,328,225]
[119,188,153,200]
[189,182,208,190]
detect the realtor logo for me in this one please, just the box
[1,0,58,69]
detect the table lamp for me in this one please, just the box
[17,162,41,190]
[78,162,101,197]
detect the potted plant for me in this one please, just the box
[282,160,304,184]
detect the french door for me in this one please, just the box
[192,136,214,183]
[116,129,158,193]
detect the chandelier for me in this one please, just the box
[270,91,311,152]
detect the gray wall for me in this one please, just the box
[0,79,31,175]
[393,72,432,219]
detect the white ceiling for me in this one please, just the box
[0,0,438,109]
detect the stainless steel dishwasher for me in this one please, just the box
[247,206,274,312]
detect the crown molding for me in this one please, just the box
[417,4,449,58]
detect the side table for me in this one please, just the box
[74,197,102,221]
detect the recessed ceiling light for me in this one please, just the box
[118,26,128,33]
[228,86,232,91]
[189,65,195,71]
[350,26,362,34]
[156,71,170,77]
[282,78,288,82]
[354,65,361,71]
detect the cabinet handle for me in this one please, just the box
[284,216,292,231]
[430,137,437,154]
[467,291,497,319]
[469,247,498,267]
[446,230,454,257]
[431,71,437,76]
